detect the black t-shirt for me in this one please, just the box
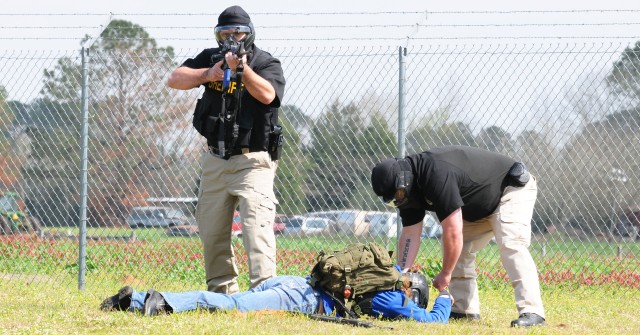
[399,146,516,226]
[182,45,286,151]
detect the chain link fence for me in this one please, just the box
[1,22,639,296]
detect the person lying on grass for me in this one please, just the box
[100,270,452,323]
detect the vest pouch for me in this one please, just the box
[193,95,215,137]
[193,92,223,142]
[192,98,205,136]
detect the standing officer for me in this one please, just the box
[370,145,545,327]
[167,5,286,294]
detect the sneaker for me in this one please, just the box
[143,289,170,316]
[100,286,133,312]
[449,311,481,320]
[510,313,545,327]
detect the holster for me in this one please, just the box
[267,125,284,161]
[508,162,530,187]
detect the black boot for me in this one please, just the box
[511,313,545,327]
[449,311,481,320]
[143,289,172,316]
[100,286,133,311]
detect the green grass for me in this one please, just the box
[1,230,639,334]
[2,231,638,290]
[1,279,639,335]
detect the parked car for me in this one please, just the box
[231,211,243,237]
[166,224,199,237]
[232,211,286,237]
[282,216,305,235]
[421,213,442,239]
[126,206,191,228]
[615,210,640,240]
[367,211,441,238]
[367,212,398,237]
[304,210,372,236]
[284,217,337,237]
[275,214,303,226]
[613,216,639,238]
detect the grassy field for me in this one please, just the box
[1,229,639,334]
[5,228,637,290]
[1,279,639,335]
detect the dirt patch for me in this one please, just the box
[0,273,52,283]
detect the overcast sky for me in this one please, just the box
[2,0,640,139]
[3,0,640,50]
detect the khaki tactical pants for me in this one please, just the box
[449,175,545,318]
[196,151,278,294]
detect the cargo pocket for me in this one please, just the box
[256,195,276,226]
[497,194,533,246]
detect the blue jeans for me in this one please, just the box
[130,276,320,314]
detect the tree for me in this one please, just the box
[475,125,515,156]
[348,113,396,211]
[556,109,640,238]
[304,97,399,213]
[435,122,476,147]
[516,130,558,234]
[608,41,640,107]
[33,20,191,227]
[405,106,450,154]
[0,86,20,189]
[0,86,12,135]
[298,90,401,212]
[305,100,366,210]
[275,105,311,215]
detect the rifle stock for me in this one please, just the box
[305,314,393,330]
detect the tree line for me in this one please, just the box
[0,20,639,238]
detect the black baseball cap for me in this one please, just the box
[371,158,400,202]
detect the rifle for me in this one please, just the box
[217,39,247,159]
[303,314,394,330]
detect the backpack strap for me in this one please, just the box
[351,281,404,317]
[352,292,376,317]
[319,287,359,319]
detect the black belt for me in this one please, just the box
[208,146,251,158]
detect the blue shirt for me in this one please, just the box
[370,291,451,323]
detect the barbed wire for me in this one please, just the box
[2,36,638,41]
[2,10,639,46]
[4,22,640,29]
[1,9,640,16]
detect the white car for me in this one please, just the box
[126,206,191,228]
[367,212,399,237]
[367,211,442,238]
[421,214,442,239]
[284,217,336,237]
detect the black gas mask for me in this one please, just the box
[383,159,414,208]
[214,24,254,56]
[405,272,430,308]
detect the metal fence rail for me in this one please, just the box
[0,27,639,296]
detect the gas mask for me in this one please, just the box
[214,24,254,55]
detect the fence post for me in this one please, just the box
[395,46,407,258]
[398,46,407,159]
[78,46,90,290]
